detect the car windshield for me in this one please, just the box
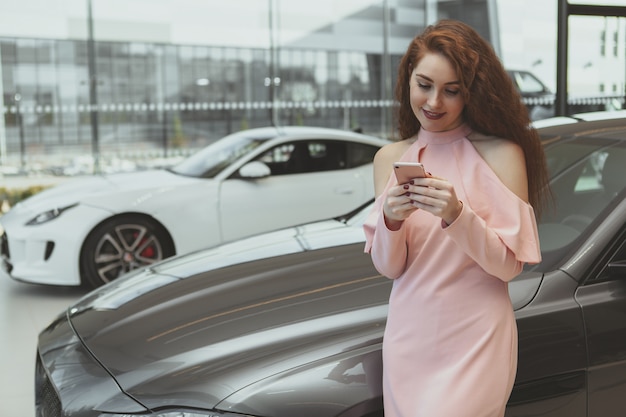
[515,71,548,94]
[527,134,626,272]
[169,132,270,178]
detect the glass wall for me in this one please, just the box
[567,14,626,111]
[1,39,394,172]
[1,0,623,174]
[0,0,501,173]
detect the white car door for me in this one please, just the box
[218,140,371,242]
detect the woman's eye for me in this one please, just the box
[446,89,460,96]
[418,82,431,90]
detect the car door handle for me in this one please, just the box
[334,187,354,195]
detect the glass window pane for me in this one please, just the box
[568,15,626,113]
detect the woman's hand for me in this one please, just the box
[390,176,463,226]
[382,183,420,230]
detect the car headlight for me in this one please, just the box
[26,204,77,226]
[99,410,256,417]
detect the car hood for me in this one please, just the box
[10,169,197,214]
[63,224,543,415]
[68,242,388,413]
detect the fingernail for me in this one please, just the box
[403,184,409,189]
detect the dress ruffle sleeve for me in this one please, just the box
[444,166,541,282]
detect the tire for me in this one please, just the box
[80,215,175,288]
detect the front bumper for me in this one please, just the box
[1,204,111,286]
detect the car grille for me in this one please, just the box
[0,229,8,257]
[0,230,11,274]
[35,353,62,417]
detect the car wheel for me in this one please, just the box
[80,215,175,288]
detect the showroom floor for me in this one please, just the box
[0,271,86,417]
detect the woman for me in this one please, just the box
[364,20,550,417]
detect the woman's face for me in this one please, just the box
[409,52,465,132]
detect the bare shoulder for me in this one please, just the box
[468,132,529,201]
[372,140,413,196]
[468,132,525,168]
[374,140,413,166]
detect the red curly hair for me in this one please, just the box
[394,19,550,216]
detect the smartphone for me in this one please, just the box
[393,162,427,184]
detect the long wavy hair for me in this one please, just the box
[394,19,551,217]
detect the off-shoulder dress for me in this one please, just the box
[364,124,541,417]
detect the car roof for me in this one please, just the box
[572,109,626,121]
[536,115,626,142]
[532,111,626,129]
[238,125,389,145]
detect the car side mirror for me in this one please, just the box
[238,161,271,179]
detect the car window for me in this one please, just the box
[510,71,548,94]
[256,140,349,175]
[529,139,626,272]
[347,142,379,168]
[587,225,626,284]
[170,132,268,178]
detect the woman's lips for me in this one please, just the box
[423,109,445,120]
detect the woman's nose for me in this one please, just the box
[427,91,442,108]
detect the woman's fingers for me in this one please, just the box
[405,177,460,220]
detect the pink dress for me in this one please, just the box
[364,124,541,417]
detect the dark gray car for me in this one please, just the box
[36,117,626,417]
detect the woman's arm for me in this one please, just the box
[444,138,534,281]
[365,141,415,278]
[444,203,525,282]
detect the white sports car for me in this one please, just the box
[0,126,388,287]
